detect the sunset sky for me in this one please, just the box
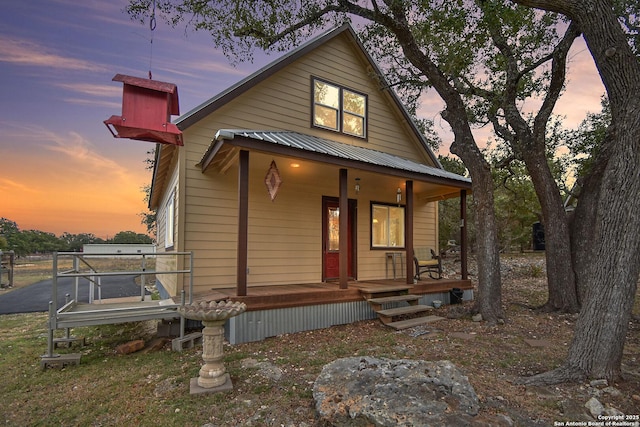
[0,0,605,240]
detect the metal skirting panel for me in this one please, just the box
[224,290,475,345]
[464,289,474,301]
[226,301,378,344]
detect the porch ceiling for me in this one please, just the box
[198,130,472,193]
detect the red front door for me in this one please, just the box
[323,197,356,280]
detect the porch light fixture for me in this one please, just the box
[290,162,300,168]
[355,177,361,194]
[396,187,402,204]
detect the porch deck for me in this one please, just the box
[192,278,473,311]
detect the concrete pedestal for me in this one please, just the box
[178,300,246,396]
[189,374,233,395]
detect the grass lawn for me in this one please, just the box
[0,254,638,426]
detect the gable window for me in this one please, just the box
[371,203,405,248]
[313,78,367,138]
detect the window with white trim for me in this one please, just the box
[313,78,367,138]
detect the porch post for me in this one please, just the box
[338,168,348,289]
[460,189,468,280]
[405,180,414,285]
[237,150,249,296]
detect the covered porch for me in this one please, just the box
[191,129,473,343]
[198,129,472,297]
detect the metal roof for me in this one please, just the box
[207,129,471,187]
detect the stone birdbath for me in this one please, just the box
[178,300,246,395]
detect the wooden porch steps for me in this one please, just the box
[367,295,420,311]
[361,286,444,330]
[386,315,446,330]
[358,285,412,300]
[376,305,434,324]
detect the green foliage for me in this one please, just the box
[127,0,331,63]
[0,218,19,236]
[438,147,566,253]
[566,96,611,180]
[0,218,153,256]
[60,232,105,252]
[140,183,157,236]
[438,156,474,250]
[110,231,154,244]
[140,149,157,236]
[2,228,67,257]
[491,159,541,252]
[612,0,640,56]
[439,156,468,177]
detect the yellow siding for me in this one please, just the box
[154,31,443,294]
[352,181,437,281]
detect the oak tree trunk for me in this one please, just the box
[454,144,503,323]
[386,6,505,323]
[514,0,640,383]
[521,150,579,312]
[487,11,581,314]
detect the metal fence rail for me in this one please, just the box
[42,251,194,365]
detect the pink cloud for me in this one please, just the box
[0,36,105,72]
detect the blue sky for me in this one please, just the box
[0,0,605,239]
[0,0,269,238]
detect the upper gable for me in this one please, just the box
[178,25,440,168]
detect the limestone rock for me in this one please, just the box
[313,357,479,426]
[604,406,624,417]
[241,358,283,382]
[585,397,604,418]
[602,386,622,397]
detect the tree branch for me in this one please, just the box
[234,4,346,46]
[533,21,581,139]
[509,0,577,16]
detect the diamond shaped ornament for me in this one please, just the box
[264,160,282,201]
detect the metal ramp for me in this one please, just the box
[54,299,180,328]
[41,251,196,369]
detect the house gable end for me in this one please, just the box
[176,24,440,168]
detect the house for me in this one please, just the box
[148,24,472,343]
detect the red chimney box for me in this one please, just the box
[104,74,183,146]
